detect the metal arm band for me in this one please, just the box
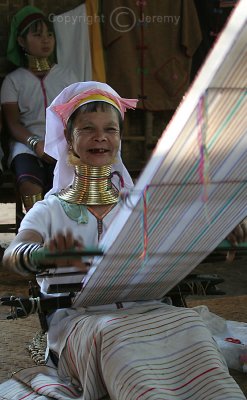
[26,135,41,151]
[12,243,44,275]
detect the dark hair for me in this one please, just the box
[18,18,56,66]
[67,101,123,137]
[19,18,55,37]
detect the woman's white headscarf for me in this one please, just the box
[44,81,138,197]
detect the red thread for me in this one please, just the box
[140,187,148,260]
[111,171,124,188]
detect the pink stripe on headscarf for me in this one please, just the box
[52,89,138,125]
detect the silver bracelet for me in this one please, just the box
[12,242,44,274]
[26,135,41,151]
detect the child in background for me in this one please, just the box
[0,5,77,211]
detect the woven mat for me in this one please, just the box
[187,294,247,322]
[0,315,40,383]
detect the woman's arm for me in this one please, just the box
[2,229,43,274]
[2,103,38,145]
[3,229,88,275]
[2,103,54,163]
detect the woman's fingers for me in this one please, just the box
[46,230,84,252]
[227,219,247,246]
[227,231,239,246]
[225,218,247,262]
[43,231,86,268]
[240,218,247,242]
[226,250,236,263]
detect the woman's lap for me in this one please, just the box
[0,305,245,399]
[58,305,245,400]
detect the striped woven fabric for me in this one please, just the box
[74,0,247,308]
[0,305,245,399]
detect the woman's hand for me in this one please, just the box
[43,230,89,272]
[42,152,56,164]
[226,218,247,262]
[34,141,56,164]
[32,140,45,158]
[226,218,247,246]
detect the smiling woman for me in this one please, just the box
[65,105,120,167]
